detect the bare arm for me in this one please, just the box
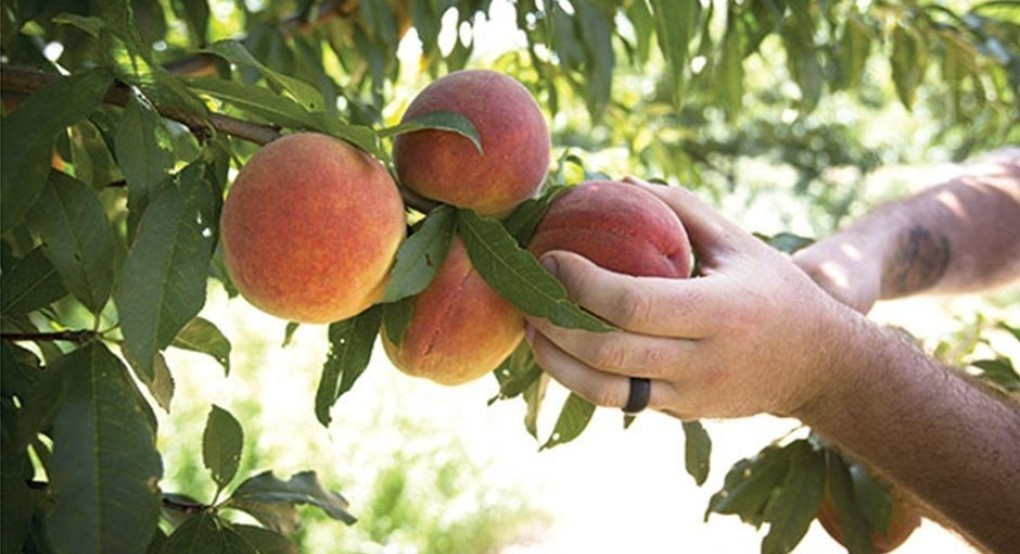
[792,151,1020,313]
[524,178,1020,553]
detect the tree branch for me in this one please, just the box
[1,65,282,145]
[2,330,97,345]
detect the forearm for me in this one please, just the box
[798,313,1020,553]
[834,156,1020,299]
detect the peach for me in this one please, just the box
[528,180,693,278]
[393,69,551,216]
[817,487,921,553]
[382,236,525,385]
[220,133,405,323]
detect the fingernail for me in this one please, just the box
[540,255,558,278]
[524,323,535,343]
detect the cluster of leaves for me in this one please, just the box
[707,435,905,554]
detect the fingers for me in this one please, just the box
[527,328,679,412]
[526,316,697,379]
[541,250,733,337]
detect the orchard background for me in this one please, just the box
[1,0,1018,553]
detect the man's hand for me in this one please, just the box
[525,180,853,420]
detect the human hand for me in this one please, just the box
[524,180,856,420]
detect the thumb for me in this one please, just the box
[624,177,754,254]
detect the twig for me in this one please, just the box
[1,65,282,145]
[2,330,97,345]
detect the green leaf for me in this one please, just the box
[381,205,455,303]
[145,352,176,413]
[998,321,1020,343]
[14,353,71,451]
[205,41,326,112]
[574,0,615,119]
[541,393,596,450]
[380,111,484,154]
[971,357,1020,391]
[232,524,297,554]
[705,444,791,527]
[781,4,823,113]
[490,342,542,403]
[184,76,318,130]
[718,13,745,116]
[381,296,414,347]
[203,405,244,491]
[838,11,872,89]
[282,322,300,347]
[502,185,567,246]
[160,512,254,554]
[314,307,382,427]
[456,210,611,332]
[1,399,32,554]
[825,451,876,554]
[1,68,113,233]
[1,340,40,400]
[25,171,117,314]
[754,231,815,255]
[0,247,67,316]
[523,373,550,439]
[171,317,232,376]
[683,420,712,486]
[46,343,162,554]
[115,92,176,232]
[54,13,106,37]
[117,164,218,383]
[849,461,894,535]
[891,22,928,110]
[650,0,700,105]
[170,0,210,45]
[227,471,356,528]
[761,440,825,554]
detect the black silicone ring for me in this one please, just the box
[623,377,651,414]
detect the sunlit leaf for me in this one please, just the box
[891,21,928,110]
[381,205,454,303]
[706,444,791,527]
[203,405,244,491]
[227,470,356,526]
[540,393,596,450]
[171,317,232,376]
[457,210,611,332]
[381,111,483,154]
[314,307,382,427]
[761,440,825,554]
[683,420,712,486]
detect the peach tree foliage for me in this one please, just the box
[1,1,1019,553]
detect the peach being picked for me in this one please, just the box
[220,133,405,324]
[393,69,551,217]
[528,180,693,279]
[382,236,525,385]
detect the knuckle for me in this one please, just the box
[611,288,655,328]
[589,336,628,371]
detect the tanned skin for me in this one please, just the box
[524,151,1020,553]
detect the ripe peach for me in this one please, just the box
[393,69,550,216]
[528,180,693,278]
[220,133,405,324]
[382,236,525,385]
[817,488,921,553]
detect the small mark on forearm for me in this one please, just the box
[883,225,951,297]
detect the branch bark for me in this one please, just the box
[1,330,98,345]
